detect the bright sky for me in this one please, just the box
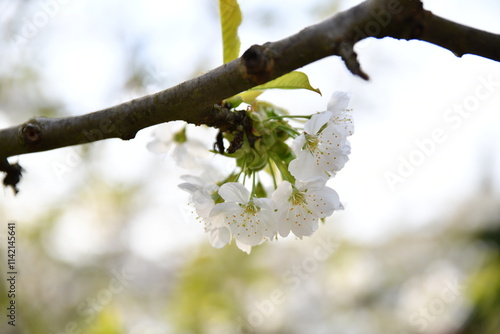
[1,0,500,261]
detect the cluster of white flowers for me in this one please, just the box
[155,91,353,253]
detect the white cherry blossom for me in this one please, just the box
[178,176,231,248]
[178,175,218,218]
[148,122,209,169]
[288,91,353,180]
[272,177,342,239]
[328,91,354,136]
[210,182,277,247]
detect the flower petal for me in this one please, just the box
[209,202,241,222]
[172,144,197,169]
[233,225,264,246]
[291,133,306,155]
[146,139,171,153]
[272,181,293,206]
[192,190,215,218]
[327,91,351,113]
[285,205,318,239]
[235,240,252,254]
[277,205,309,238]
[296,177,328,193]
[177,182,198,194]
[208,226,231,248]
[278,218,292,237]
[218,182,250,203]
[304,111,332,134]
[289,153,331,181]
[253,197,274,211]
[307,186,342,218]
[180,174,203,185]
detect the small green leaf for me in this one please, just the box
[173,126,187,143]
[250,71,322,95]
[225,90,263,108]
[219,0,242,64]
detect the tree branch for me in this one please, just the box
[1,0,500,190]
[418,12,500,61]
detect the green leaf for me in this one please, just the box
[225,90,263,108]
[250,71,322,95]
[219,0,242,64]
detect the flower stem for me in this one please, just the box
[276,125,301,137]
[265,115,312,121]
[268,158,278,189]
[251,172,257,197]
[270,153,295,184]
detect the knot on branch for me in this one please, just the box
[241,44,275,85]
[20,120,43,148]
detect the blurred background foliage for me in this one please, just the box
[1,0,500,333]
